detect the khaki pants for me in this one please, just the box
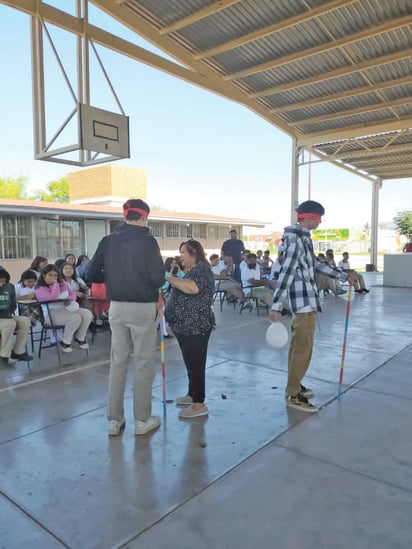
[0,316,30,358]
[108,301,157,423]
[287,312,317,396]
[246,287,274,308]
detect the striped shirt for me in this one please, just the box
[271,224,347,314]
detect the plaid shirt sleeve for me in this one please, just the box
[271,233,300,311]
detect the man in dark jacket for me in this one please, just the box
[87,199,165,436]
[221,229,245,282]
[0,267,33,366]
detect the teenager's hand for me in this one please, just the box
[269,310,282,322]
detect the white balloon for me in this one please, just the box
[265,322,288,348]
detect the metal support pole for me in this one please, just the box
[370,179,382,271]
[291,138,300,223]
[31,15,46,156]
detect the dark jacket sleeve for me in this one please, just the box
[145,237,166,289]
[85,238,106,283]
[10,284,17,316]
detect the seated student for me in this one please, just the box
[210,253,245,304]
[54,258,65,272]
[14,269,41,326]
[76,254,90,280]
[29,256,48,279]
[338,252,369,293]
[91,284,110,324]
[64,253,76,266]
[261,250,273,268]
[269,246,284,286]
[60,262,91,303]
[315,253,346,296]
[0,267,33,365]
[35,264,93,353]
[256,250,265,267]
[241,253,274,309]
[239,250,250,275]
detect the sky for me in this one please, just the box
[1,1,411,232]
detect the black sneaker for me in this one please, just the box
[299,384,314,398]
[286,392,318,413]
[11,351,33,362]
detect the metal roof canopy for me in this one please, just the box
[3,0,412,268]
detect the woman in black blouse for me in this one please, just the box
[165,240,215,419]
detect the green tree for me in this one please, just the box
[393,211,412,241]
[33,177,69,203]
[0,175,29,199]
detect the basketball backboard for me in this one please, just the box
[80,104,129,159]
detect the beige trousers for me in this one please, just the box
[108,301,157,423]
[287,312,317,396]
[0,316,30,358]
[49,307,93,345]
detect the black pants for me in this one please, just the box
[176,330,211,403]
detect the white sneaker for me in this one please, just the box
[60,342,73,353]
[75,338,89,350]
[108,419,125,436]
[135,416,161,435]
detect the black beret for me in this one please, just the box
[295,200,325,216]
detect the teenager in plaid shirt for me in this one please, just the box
[269,200,358,413]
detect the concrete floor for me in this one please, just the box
[1,273,412,548]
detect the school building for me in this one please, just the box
[0,165,264,281]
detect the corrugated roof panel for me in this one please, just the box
[380,83,412,102]
[282,93,389,123]
[128,0,211,27]
[343,27,412,63]
[364,59,412,83]
[212,20,332,74]
[296,108,399,134]
[178,0,301,52]
[262,75,376,109]
[240,52,356,93]
[96,0,412,180]
[392,104,412,118]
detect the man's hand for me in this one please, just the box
[269,310,282,322]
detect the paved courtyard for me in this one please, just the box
[1,273,411,548]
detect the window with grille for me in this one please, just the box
[166,223,180,238]
[148,222,163,238]
[193,224,207,239]
[0,215,32,259]
[35,217,84,258]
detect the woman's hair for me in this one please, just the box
[76,254,89,267]
[54,259,65,271]
[209,253,219,261]
[30,256,47,271]
[65,253,76,262]
[36,264,62,287]
[179,240,209,265]
[164,257,177,272]
[19,269,37,284]
[60,261,79,281]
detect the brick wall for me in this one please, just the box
[68,164,147,202]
